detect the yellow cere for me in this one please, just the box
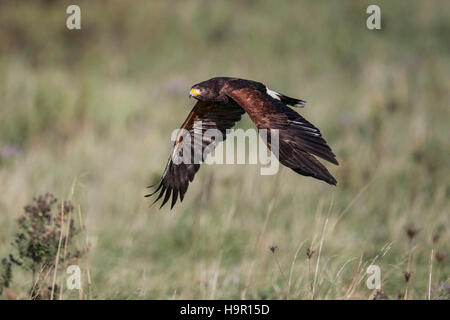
[190,88,201,96]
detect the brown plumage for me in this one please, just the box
[147,77,338,209]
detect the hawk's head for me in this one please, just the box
[189,77,231,102]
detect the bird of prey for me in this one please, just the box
[147,77,338,209]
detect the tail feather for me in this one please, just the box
[279,94,306,108]
[265,87,306,108]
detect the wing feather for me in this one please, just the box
[147,100,244,209]
[226,86,338,185]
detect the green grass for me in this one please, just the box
[0,0,449,299]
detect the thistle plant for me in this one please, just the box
[0,257,13,295]
[2,193,86,299]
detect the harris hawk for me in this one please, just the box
[147,77,338,209]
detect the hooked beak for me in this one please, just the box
[189,88,201,99]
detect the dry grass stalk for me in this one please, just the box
[306,247,315,297]
[58,205,72,300]
[50,204,65,300]
[312,224,326,300]
[269,245,288,296]
[345,251,365,299]
[287,239,306,298]
[312,198,333,299]
[78,204,92,300]
[427,244,434,300]
[404,225,419,300]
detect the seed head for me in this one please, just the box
[405,225,420,241]
[306,247,315,259]
[404,271,412,283]
[371,289,389,300]
[436,253,446,264]
[432,234,440,245]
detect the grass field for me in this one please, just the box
[0,1,449,299]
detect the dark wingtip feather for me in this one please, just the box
[314,167,337,186]
[152,185,166,205]
[319,171,337,186]
[159,187,172,209]
[146,181,163,197]
[328,156,339,166]
[146,176,189,209]
[179,190,185,202]
[170,189,178,210]
[328,176,338,186]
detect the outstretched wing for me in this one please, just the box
[147,100,245,209]
[227,86,338,185]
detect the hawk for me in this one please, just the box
[147,77,338,209]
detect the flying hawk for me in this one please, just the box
[147,77,338,209]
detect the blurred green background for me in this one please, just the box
[0,0,449,299]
